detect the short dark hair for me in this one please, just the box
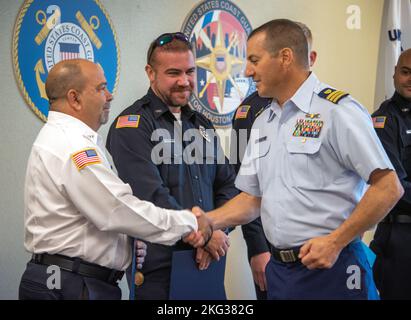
[147,33,192,66]
[249,19,309,68]
[295,21,313,49]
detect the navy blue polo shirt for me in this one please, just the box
[372,92,411,215]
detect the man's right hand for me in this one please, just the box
[250,251,270,291]
[183,206,213,247]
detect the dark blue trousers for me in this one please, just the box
[266,241,379,300]
[371,223,411,299]
[19,262,121,300]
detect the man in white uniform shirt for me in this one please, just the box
[19,59,211,300]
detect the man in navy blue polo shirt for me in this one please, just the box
[107,33,237,299]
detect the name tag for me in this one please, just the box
[406,130,411,135]
[255,136,267,143]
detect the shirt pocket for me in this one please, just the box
[400,132,411,173]
[201,142,217,184]
[286,138,322,154]
[401,131,411,152]
[252,139,271,159]
[246,139,271,179]
[161,148,183,188]
[285,138,322,187]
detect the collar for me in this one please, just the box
[392,92,411,112]
[146,88,195,121]
[269,72,317,115]
[289,72,318,114]
[47,111,100,145]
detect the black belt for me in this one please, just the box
[269,244,301,263]
[31,253,124,285]
[381,214,411,224]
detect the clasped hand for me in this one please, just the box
[183,206,213,248]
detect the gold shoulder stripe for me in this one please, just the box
[318,88,349,104]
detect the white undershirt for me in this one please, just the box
[172,111,182,125]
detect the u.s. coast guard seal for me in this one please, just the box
[181,0,253,128]
[12,0,120,122]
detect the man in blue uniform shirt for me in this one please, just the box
[370,48,411,300]
[107,33,237,299]
[189,19,404,299]
[230,22,317,299]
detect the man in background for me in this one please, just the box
[107,33,237,299]
[371,48,411,299]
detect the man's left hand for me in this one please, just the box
[196,247,212,270]
[205,230,230,260]
[298,235,342,270]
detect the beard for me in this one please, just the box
[99,105,110,125]
[166,86,193,107]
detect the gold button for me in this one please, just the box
[134,271,144,286]
[302,138,307,143]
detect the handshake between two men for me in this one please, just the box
[135,205,229,273]
[182,206,230,270]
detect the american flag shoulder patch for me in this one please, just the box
[116,115,140,128]
[235,105,250,120]
[372,116,386,129]
[71,148,101,171]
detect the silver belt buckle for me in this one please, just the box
[279,250,297,263]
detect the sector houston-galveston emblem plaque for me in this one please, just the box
[181,0,253,128]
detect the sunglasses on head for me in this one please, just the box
[147,32,190,64]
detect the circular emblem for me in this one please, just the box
[12,0,120,122]
[181,0,253,128]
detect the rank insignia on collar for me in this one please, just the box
[372,116,386,129]
[293,119,324,138]
[199,125,210,142]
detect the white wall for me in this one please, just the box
[0,0,384,299]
